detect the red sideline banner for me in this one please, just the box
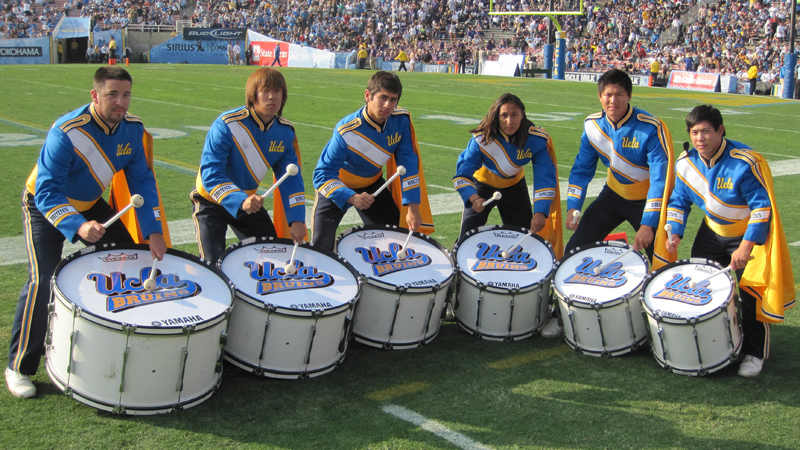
[251,41,288,67]
[667,70,720,92]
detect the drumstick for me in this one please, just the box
[593,247,635,275]
[396,229,414,259]
[664,224,674,245]
[103,194,144,228]
[284,242,300,275]
[500,230,532,259]
[482,191,502,208]
[143,257,158,291]
[572,210,580,225]
[372,166,406,197]
[261,164,299,199]
[689,256,754,288]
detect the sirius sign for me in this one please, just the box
[182,28,246,40]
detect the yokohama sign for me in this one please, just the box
[0,47,42,57]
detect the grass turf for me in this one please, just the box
[0,65,799,449]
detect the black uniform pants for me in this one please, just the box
[190,190,276,264]
[691,220,769,359]
[459,178,533,239]
[311,178,399,252]
[8,190,133,375]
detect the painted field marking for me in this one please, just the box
[382,404,495,450]
[488,346,573,370]
[366,382,429,401]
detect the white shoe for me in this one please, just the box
[738,355,764,377]
[540,318,562,338]
[5,368,36,398]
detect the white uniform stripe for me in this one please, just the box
[585,121,650,182]
[229,121,268,182]
[677,158,750,221]
[67,129,115,189]
[342,131,392,167]
[478,137,521,177]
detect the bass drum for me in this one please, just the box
[47,244,234,415]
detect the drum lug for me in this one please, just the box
[67,330,78,374]
[304,318,318,369]
[111,405,126,415]
[171,404,185,413]
[298,372,310,380]
[182,324,196,336]
[691,325,704,371]
[475,292,484,332]
[421,296,436,344]
[219,330,228,346]
[176,347,189,392]
[339,315,353,354]
[382,342,394,350]
[506,295,516,341]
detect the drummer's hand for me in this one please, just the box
[78,221,105,243]
[530,212,546,234]
[348,192,374,210]
[730,240,755,271]
[241,194,264,214]
[566,209,580,231]
[289,222,307,243]
[148,233,167,261]
[633,225,654,252]
[665,235,681,254]
[469,194,485,213]
[406,203,421,232]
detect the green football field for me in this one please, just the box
[1,65,799,449]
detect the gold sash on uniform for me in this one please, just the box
[387,119,434,234]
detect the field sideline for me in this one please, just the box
[1,65,799,449]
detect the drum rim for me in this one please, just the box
[640,257,736,323]
[451,224,556,293]
[52,243,235,333]
[334,224,456,291]
[218,235,363,312]
[552,240,650,306]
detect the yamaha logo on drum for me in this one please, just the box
[563,257,628,287]
[355,232,384,240]
[243,260,334,294]
[98,253,139,262]
[254,246,286,253]
[470,243,537,272]
[354,243,432,276]
[652,274,713,305]
[87,268,202,313]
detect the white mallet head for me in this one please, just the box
[492,192,501,201]
[143,278,157,291]
[284,263,297,275]
[287,164,299,176]
[397,250,408,259]
[689,280,697,289]
[131,194,144,208]
[396,165,407,176]
[500,251,510,259]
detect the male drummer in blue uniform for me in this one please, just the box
[312,71,434,251]
[542,68,675,338]
[191,67,307,264]
[665,105,794,377]
[5,66,167,398]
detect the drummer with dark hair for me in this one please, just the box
[5,66,167,399]
[665,105,794,377]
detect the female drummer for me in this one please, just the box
[452,93,558,239]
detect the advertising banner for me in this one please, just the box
[252,41,288,67]
[565,71,650,86]
[183,28,246,41]
[52,17,91,40]
[668,70,720,92]
[148,35,229,64]
[0,37,50,65]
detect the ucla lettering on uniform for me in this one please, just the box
[716,177,734,190]
[621,136,640,149]
[116,143,133,156]
[386,132,402,147]
[268,141,285,152]
[516,149,533,159]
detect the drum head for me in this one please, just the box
[335,226,454,289]
[219,238,359,311]
[643,259,735,318]
[54,244,233,328]
[453,225,555,290]
[554,242,649,304]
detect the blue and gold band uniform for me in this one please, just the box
[666,138,793,360]
[565,105,674,262]
[191,106,305,263]
[311,106,425,250]
[9,103,163,375]
[453,127,557,238]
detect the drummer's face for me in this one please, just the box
[498,103,522,136]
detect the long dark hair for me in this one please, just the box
[470,93,533,149]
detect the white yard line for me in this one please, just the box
[382,404,494,450]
